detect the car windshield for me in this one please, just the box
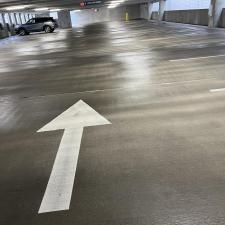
[26,19,34,24]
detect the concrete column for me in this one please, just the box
[0,13,8,39]
[23,13,27,23]
[19,13,22,24]
[13,13,18,25]
[57,10,72,29]
[148,2,153,20]
[7,13,15,35]
[208,0,225,27]
[8,13,13,26]
[10,13,15,25]
[1,13,6,27]
[158,0,166,21]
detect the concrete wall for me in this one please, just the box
[70,8,109,27]
[70,5,141,27]
[151,11,159,20]
[109,4,141,21]
[219,8,225,27]
[165,0,210,10]
[163,9,209,26]
[0,28,9,39]
[38,13,50,17]
[140,3,149,19]
[209,0,225,27]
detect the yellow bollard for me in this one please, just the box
[125,12,129,21]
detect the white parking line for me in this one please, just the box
[210,88,225,93]
[169,54,225,62]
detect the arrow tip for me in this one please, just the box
[38,100,111,132]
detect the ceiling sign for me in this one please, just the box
[80,0,102,7]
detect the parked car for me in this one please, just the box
[15,17,58,36]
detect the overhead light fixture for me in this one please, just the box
[110,0,124,3]
[34,7,49,11]
[107,0,125,9]
[108,5,117,8]
[5,5,28,11]
[108,3,119,8]
[49,9,61,12]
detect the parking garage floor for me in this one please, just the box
[2,20,225,225]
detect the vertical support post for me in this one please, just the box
[8,13,13,26]
[1,13,6,27]
[7,13,14,36]
[23,13,27,23]
[208,0,224,27]
[158,0,166,21]
[125,12,129,21]
[19,13,22,24]
[148,2,153,20]
[14,13,18,25]
[57,10,72,29]
[0,12,9,38]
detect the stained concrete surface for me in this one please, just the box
[1,21,225,225]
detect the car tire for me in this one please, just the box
[18,28,26,36]
[44,26,52,33]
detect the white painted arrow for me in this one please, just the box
[38,100,111,214]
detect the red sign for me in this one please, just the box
[80,2,85,7]
[80,1,102,7]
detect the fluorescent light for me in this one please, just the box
[111,0,124,3]
[107,0,125,9]
[34,7,49,11]
[108,5,118,8]
[108,3,119,8]
[49,9,61,12]
[5,5,28,11]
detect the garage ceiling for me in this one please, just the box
[0,0,156,10]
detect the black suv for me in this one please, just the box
[15,17,58,35]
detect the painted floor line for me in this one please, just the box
[38,100,111,213]
[23,77,217,100]
[169,54,225,62]
[210,88,225,93]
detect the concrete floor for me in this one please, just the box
[1,20,225,225]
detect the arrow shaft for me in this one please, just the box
[39,127,83,213]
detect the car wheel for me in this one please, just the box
[18,29,26,36]
[44,26,52,33]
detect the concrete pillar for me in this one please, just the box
[1,13,6,27]
[10,13,15,25]
[148,2,153,20]
[7,13,15,35]
[57,10,72,29]
[23,14,27,23]
[158,0,166,21]
[208,0,225,27]
[13,13,18,25]
[8,13,13,26]
[0,13,8,39]
[140,3,148,19]
[19,13,23,24]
